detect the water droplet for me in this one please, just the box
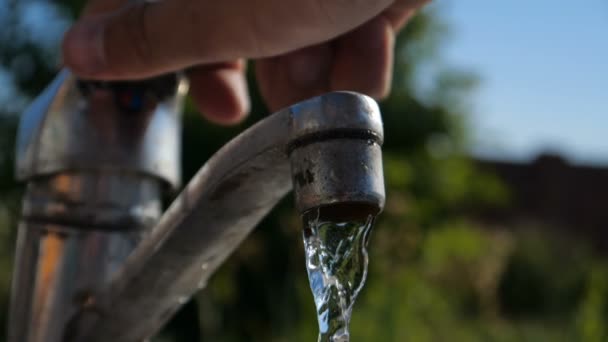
[201,262,209,271]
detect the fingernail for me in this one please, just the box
[63,21,105,75]
[286,45,332,88]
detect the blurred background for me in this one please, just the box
[1,0,607,341]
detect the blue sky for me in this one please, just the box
[433,0,608,165]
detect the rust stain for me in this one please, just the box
[53,173,75,195]
[30,231,66,333]
[294,169,315,187]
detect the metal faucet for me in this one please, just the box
[8,70,385,341]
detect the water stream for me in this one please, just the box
[303,211,375,342]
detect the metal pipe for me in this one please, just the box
[10,69,385,341]
[68,92,385,341]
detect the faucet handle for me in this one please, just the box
[15,70,187,190]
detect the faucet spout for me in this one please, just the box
[69,92,385,341]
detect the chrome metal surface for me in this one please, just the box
[9,173,163,342]
[8,222,141,342]
[68,91,385,341]
[288,92,385,213]
[9,70,184,342]
[23,172,163,230]
[290,139,385,215]
[15,70,187,190]
[288,92,383,142]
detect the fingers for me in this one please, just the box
[62,0,393,80]
[77,1,251,125]
[65,0,426,125]
[255,16,395,112]
[219,2,421,118]
[255,45,333,111]
[331,16,394,99]
[187,61,250,125]
[63,0,188,80]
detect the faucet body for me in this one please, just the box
[10,71,186,342]
[9,71,385,341]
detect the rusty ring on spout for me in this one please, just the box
[285,129,382,156]
[287,92,386,221]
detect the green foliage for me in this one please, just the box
[577,263,608,342]
[499,229,590,319]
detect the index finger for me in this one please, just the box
[62,0,394,80]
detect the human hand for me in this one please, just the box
[63,0,430,124]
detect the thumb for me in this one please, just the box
[62,0,392,80]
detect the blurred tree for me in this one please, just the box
[0,2,607,342]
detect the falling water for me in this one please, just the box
[303,211,375,342]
